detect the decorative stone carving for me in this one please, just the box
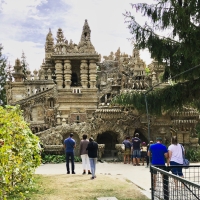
[55,60,63,89]
[98,144,105,160]
[115,144,125,161]
[80,60,88,88]
[64,60,72,88]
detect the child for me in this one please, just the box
[140,142,147,166]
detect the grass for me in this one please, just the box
[8,174,150,200]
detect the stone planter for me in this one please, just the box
[190,137,199,144]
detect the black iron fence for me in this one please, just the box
[150,165,200,200]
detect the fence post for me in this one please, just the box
[163,173,169,200]
[150,166,154,200]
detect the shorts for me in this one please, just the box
[170,161,183,176]
[132,150,141,158]
[124,148,131,156]
[141,152,147,158]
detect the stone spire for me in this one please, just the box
[45,28,54,53]
[12,58,24,82]
[56,28,65,43]
[78,20,96,54]
[80,19,91,42]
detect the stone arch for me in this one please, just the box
[91,121,125,143]
[97,131,119,158]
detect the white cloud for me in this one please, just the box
[0,0,154,72]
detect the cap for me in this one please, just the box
[156,137,162,141]
[142,142,146,145]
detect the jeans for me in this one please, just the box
[81,154,91,171]
[89,158,97,177]
[66,152,75,173]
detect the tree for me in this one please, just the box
[0,105,41,199]
[112,0,200,115]
[0,44,7,106]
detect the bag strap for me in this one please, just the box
[180,144,185,160]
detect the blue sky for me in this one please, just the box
[0,0,154,72]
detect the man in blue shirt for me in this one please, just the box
[148,137,168,190]
[64,133,76,174]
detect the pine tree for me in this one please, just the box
[0,44,7,106]
[112,0,200,114]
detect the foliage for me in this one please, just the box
[112,1,200,113]
[145,67,150,75]
[0,44,7,106]
[112,77,200,115]
[0,105,41,199]
[42,154,81,164]
[195,123,200,144]
[185,148,200,162]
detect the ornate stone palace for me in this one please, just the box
[5,20,199,158]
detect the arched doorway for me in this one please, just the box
[97,131,119,158]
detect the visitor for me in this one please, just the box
[148,137,168,190]
[86,137,98,180]
[132,133,141,166]
[146,140,153,167]
[140,142,147,166]
[64,133,76,174]
[79,134,92,175]
[167,136,184,178]
[122,136,132,164]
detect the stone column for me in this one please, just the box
[47,68,52,80]
[89,60,97,88]
[55,60,63,89]
[64,60,72,89]
[80,60,88,88]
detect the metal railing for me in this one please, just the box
[150,165,200,200]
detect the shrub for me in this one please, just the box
[42,154,81,163]
[0,105,41,199]
[186,148,200,162]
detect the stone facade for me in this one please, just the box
[5,20,199,158]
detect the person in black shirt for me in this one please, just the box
[86,137,98,179]
[132,133,141,166]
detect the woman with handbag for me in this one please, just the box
[167,136,184,178]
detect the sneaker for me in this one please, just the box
[82,171,86,175]
[67,171,70,174]
[72,172,76,174]
[91,177,95,179]
[88,171,92,175]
